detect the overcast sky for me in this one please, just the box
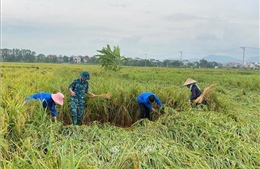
[1,0,259,60]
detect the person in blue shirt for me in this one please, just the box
[137,92,163,120]
[25,92,64,122]
[68,71,95,125]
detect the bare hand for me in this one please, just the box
[152,108,160,114]
[88,93,95,98]
[155,110,160,114]
[70,91,76,96]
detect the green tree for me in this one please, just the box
[24,53,35,62]
[87,56,98,64]
[63,56,69,63]
[17,53,23,62]
[69,56,74,63]
[171,60,181,67]
[50,56,58,63]
[36,54,46,62]
[199,59,208,68]
[94,44,128,71]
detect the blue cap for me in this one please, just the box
[80,71,90,80]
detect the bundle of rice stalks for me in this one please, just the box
[94,92,112,99]
[195,84,217,104]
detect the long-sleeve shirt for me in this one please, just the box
[137,92,163,110]
[190,84,202,101]
[25,92,57,117]
[68,78,89,99]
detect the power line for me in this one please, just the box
[246,47,260,49]
[183,48,240,55]
[145,47,242,56]
[147,52,179,56]
[141,46,258,61]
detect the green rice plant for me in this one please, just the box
[1,62,260,168]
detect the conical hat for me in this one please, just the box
[183,78,197,86]
[51,92,64,105]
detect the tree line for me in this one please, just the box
[0,48,222,68]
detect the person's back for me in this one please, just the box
[25,92,64,121]
[137,92,153,104]
[190,84,201,101]
[137,92,162,120]
[25,92,52,106]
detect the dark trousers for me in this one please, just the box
[195,99,208,106]
[193,99,208,109]
[138,103,151,120]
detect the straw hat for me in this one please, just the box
[51,92,64,105]
[183,78,197,86]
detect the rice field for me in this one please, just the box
[1,62,260,169]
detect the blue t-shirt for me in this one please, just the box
[137,92,162,110]
[25,92,57,117]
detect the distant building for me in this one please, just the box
[47,54,57,58]
[82,55,90,63]
[227,62,242,68]
[150,59,160,63]
[58,55,64,63]
[244,62,258,69]
[72,56,81,63]
[182,60,189,66]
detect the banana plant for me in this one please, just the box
[94,44,128,71]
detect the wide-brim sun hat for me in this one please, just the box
[80,71,90,80]
[183,78,197,86]
[51,92,64,105]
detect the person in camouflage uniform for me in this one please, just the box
[68,71,95,125]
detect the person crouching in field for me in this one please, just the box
[68,71,95,125]
[183,78,207,106]
[25,92,64,122]
[137,92,163,121]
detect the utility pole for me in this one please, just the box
[179,51,183,67]
[241,47,246,66]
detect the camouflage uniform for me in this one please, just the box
[68,78,89,125]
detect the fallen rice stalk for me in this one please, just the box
[94,92,112,99]
[195,84,217,103]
